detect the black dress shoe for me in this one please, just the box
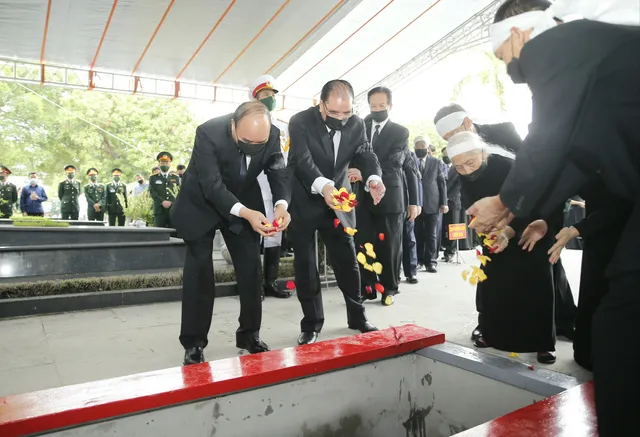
[426,266,437,273]
[236,334,270,354]
[183,347,205,365]
[349,321,379,333]
[406,276,419,284]
[471,326,482,341]
[537,351,556,364]
[473,335,490,348]
[263,282,293,299]
[298,331,318,345]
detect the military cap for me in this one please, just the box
[0,165,11,175]
[250,74,278,100]
[86,168,99,176]
[156,152,173,162]
[64,165,77,172]
[111,168,123,175]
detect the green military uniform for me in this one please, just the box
[149,151,180,228]
[106,168,127,227]
[84,168,106,221]
[0,165,18,218]
[58,165,82,220]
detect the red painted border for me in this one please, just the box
[0,324,443,437]
[457,381,597,437]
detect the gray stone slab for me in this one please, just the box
[0,225,171,246]
[0,218,105,227]
[417,342,580,397]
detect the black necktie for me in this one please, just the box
[239,153,247,185]
[372,124,380,148]
[419,159,425,173]
[328,130,336,162]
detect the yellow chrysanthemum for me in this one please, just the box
[372,262,382,274]
[357,252,367,265]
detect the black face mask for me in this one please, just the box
[507,58,526,84]
[459,161,488,182]
[415,149,428,159]
[325,115,348,131]
[137,179,144,184]
[442,156,451,165]
[370,110,388,123]
[237,140,267,156]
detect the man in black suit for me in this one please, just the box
[402,150,422,283]
[352,87,420,306]
[441,152,462,262]
[288,79,385,345]
[171,101,291,365]
[414,137,447,273]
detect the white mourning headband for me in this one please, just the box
[446,132,483,159]
[435,111,468,138]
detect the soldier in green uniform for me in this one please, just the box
[0,165,18,218]
[84,168,106,221]
[58,165,82,220]
[149,151,180,228]
[106,168,127,226]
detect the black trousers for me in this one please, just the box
[415,212,439,267]
[179,226,262,349]
[87,208,104,221]
[402,218,417,278]
[290,212,367,333]
[108,213,125,226]
[552,259,577,332]
[61,211,79,220]
[154,208,173,228]
[441,207,461,257]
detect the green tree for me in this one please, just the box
[0,82,198,189]
[401,120,447,156]
[452,51,507,112]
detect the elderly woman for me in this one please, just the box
[448,131,557,364]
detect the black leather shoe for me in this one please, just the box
[537,351,556,364]
[471,326,482,341]
[443,255,453,263]
[264,282,293,299]
[349,321,379,333]
[426,266,437,273]
[298,331,318,345]
[236,334,270,354]
[183,347,205,365]
[406,276,418,284]
[473,335,490,348]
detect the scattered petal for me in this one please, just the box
[378,233,385,241]
[528,365,535,371]
[384,295,394,306]
[374,283,385,294]
[364,242,374,252]
[477,254,492,266]
[476,248,482,257]
[372,262,383,275]
[344,227,358,236]
[462,270,469,281]
[333,218,341,228]
[286,281,296,290]
[469,276,478,285]
[508,352,520,358]
[364,263,374,272]
[365,285,372,294]
[357,252,367,265]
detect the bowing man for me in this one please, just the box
[288,79,385,345]
[467,0,640,433]
[171,101,291,365]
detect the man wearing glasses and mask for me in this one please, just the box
[171,101,291,365]
[287,79,385,345]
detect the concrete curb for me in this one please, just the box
[0,277,338,319]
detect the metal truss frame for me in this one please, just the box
[0,58,315,111]
[354,0,504,112]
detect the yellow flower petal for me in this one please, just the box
[349,193,356,201]
[469,277,478,285]
[341,204,351,212]
[372,262,383,274]
[357,252,367,265]
[364,263,374,272]
[364,243,373,252]
[333,198,340,205]
[344,227,357,236]
[462,270,469,281]
[508,352,520,358]
[477,255,492,266]
[338,187,347,194]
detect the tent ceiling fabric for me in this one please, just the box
[0,0,496,100]
[0,0,361,91]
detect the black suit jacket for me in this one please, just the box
[287,106,381,222]
[171,114,289,241]
[418,155,447,215]
[475,122,523,153]
[363,116,419,214]
[446,165,462,210]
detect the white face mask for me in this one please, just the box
[30,178,38,186]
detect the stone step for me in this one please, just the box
[0,225,173,246]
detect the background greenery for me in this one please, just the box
[0,82,198,185]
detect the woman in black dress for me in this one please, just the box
[447,132,557,364]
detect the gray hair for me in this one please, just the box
[232,101,271,125]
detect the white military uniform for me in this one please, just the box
[258,117,289,247]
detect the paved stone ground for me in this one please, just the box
[0,250,590,397]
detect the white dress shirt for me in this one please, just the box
[370,117,389,140]
[311,125,382,195]
[230,154,288,217]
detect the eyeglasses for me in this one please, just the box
[323,101,352,118]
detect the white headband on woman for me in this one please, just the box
[435,111,468,138]
[446,131,516,160]
[490,0,640,52]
